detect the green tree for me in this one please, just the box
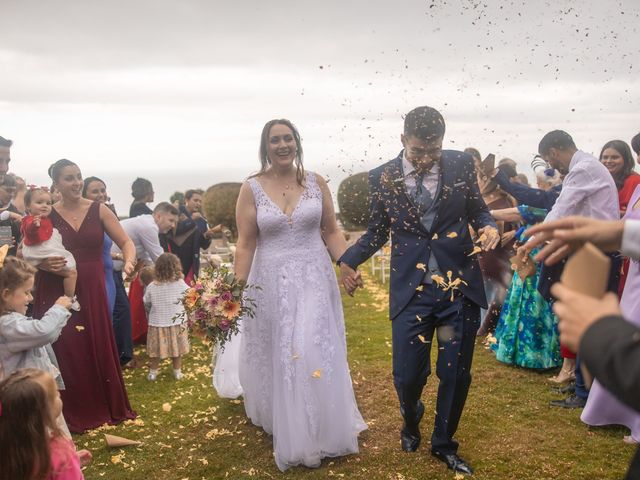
[203,182,242,240]
[337,172,370,231]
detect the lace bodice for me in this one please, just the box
[248,172,326,264]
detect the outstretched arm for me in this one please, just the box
[524,217,626,265]
[466,161,500,250]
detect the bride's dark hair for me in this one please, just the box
[257,119,305,186]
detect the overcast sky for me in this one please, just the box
[1,0,638,213]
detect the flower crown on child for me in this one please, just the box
[27,185,50,192]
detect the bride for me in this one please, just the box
[215,118,367,471]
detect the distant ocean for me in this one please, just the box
[20,164,353,217]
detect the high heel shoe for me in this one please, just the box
[548,368,575,384]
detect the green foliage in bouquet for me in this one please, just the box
[176,264,258,349]
[203,183,242,240]
[337,172,370,231]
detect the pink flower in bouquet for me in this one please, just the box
[219,319,231,331]
[221,300,241,320]
[203,292,220,307]
[221,291,233,302]
[194,309,207,321]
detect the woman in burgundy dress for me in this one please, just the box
[33,159,137,433]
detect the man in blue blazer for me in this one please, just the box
[339,106,499,476]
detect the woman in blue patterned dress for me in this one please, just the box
[489,205,562,369]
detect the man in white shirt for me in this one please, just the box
[539,130,619,223]
[111,202,179,365]
[533,130,620,409]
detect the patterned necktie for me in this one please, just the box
[411,170,432,213]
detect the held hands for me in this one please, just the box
[54,296,73,310]
[339,262,363,296]
[477,225,500,251]
[551,283,622,352]
[123,259,136,276]
[524,217,624,265]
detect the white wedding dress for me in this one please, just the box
[226,172,367,471]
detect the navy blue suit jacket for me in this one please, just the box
[494,169,562,210]
[340,150,497,319]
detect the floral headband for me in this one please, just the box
[27,185,50,192]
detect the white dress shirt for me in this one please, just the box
[112,214,163,271]
[402,153,440,201]
[545,150,619,223]
[622,219,640,260]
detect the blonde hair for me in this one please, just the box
[0,257,36,314]
[153,253,183,283]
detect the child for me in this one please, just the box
[0,254,73,430]
[20,187,80,311]
[143,252,190,381]
[0,369,92,480]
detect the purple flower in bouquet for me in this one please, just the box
[219,319,231,331]
[221,291,233,302]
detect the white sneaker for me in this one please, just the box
[70,296,81,312]
[147,371,157,381]
[173,370,183,380]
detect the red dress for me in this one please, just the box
[33,201,136,432]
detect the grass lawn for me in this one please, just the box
[78,267,635,479]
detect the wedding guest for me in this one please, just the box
[580,184,640,444]
[83,177,116,315]
[0,135,12,185]
[489,206,561,369]
[143,253,190,381]
[32,158,137,432]
[0,255,72,434]
[599,140,640,216]
[160,189,220,284]
[598,140,640,295]
[340,106,499,475]
[129,177,154,217]
[0,186,22,256]
[474,156,517,336]
[112,202,178,354]
[532,130,620,406]
[5,174,26,214]
[0,369,92,480]
[526,215,640,479]
[230,118,367,471]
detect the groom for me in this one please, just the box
[339,106,498,476]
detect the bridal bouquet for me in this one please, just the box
[176,265,257,348]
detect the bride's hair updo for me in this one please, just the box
[258,119,305,186]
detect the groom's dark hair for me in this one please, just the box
[404,106,445,141]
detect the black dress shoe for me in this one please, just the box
[400,400,425,452]
[550,381,575,395]
[431,451,474,475]
[549,394,586,409]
